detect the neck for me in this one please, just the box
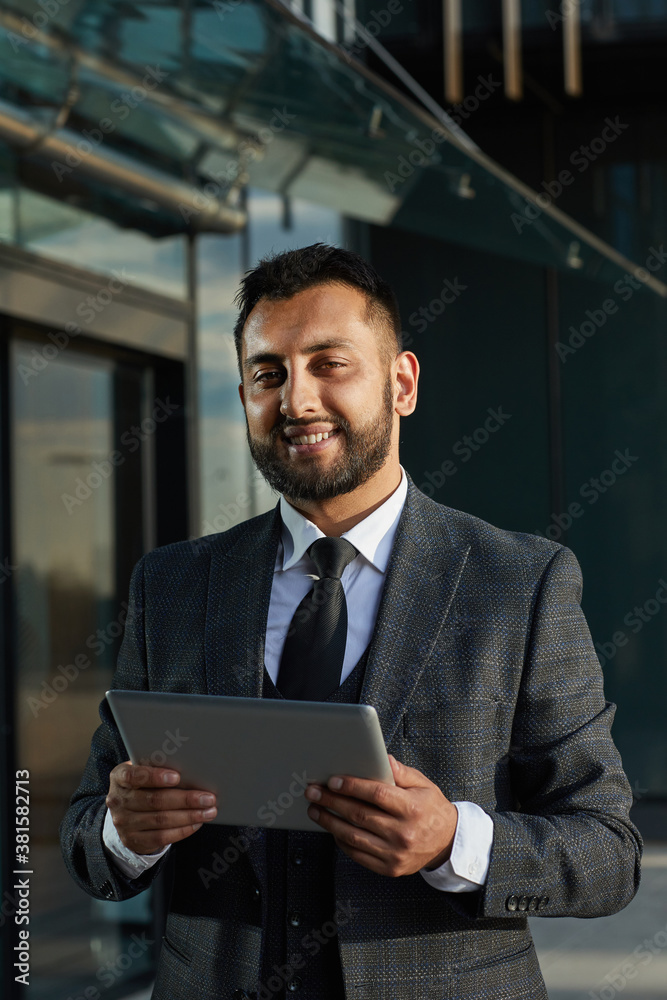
[284,462,403,536]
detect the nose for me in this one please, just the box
[279,367,322,419]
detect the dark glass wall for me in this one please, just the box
[368,224,552,534]
[558,272,667,797]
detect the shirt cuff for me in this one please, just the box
[419,801,494,893]
[102,807,171,880]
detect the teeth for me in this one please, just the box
[290,430,335,445]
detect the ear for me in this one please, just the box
[238,382,245,407]
[393,352,419,416]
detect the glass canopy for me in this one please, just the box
[0,0,664,295]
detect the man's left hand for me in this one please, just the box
[305,755,458,877]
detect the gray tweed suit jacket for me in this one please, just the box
[60,472,642,1000]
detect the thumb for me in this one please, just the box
[388,754,430,788]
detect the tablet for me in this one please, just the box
[106,690,394,831]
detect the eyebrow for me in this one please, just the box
[243,339,357,372]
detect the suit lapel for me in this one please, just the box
[204,502,282,699]
[360,474,470,747]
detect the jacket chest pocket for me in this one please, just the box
[401,698,503,797]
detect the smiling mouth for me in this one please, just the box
[284,428,340,446]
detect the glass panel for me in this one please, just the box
[17,189,188,299]
[0,139,187,301]
[552,156,667,271]
[1,1,662,289]
[369,223,551,534]
[11,337,153,998]
[550,137,667,797]
[559,272,667,799]
[0,17,72,105]
[0,140,16,243]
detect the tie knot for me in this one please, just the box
[308,536,357,581]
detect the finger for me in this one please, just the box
[319,775,408,817]
[307,804,390,858]
[112,762,181,789]
[305,787,392,837]
[121,788,217,813]
[123,805,218,835]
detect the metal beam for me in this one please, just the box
[443,0,464,105]
[502,0,523,101]
[563,2,583,97]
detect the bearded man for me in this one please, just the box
[61,242,641,1000]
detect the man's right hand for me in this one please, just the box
[106,761,218,855]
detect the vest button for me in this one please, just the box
[291,849,304,866]
[287,978,302,992]
[288,911,302,927]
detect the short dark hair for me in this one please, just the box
[233,242,402,377]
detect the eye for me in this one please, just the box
[255,370,282,383]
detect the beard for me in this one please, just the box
[246,373,395,503]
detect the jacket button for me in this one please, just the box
[100,881,114,900]
[288,911,302,927]
[538,895,549,910]
[506,895,519,911]
[528,896,539,911]
[287,978,302,992]
[291,849,304,866]
[518,895,529,911]
[253,887,261,901]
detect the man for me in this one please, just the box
[61,243,641,1000]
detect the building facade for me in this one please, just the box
[0,1,665,996]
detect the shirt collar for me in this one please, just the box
[278,465,408,574]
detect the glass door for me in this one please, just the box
[7,329,175,999]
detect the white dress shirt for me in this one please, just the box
[103,465,494,890]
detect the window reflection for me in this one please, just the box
[0,141,188,300]
[18,188,188,299]
[0,141,15,242]
[197,231,254,534]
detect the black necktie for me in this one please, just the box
[276,536,358,701]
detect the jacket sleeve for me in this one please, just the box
[449,544,642,920]
[59,554,170,901]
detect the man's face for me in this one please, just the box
[238,282,397,503]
